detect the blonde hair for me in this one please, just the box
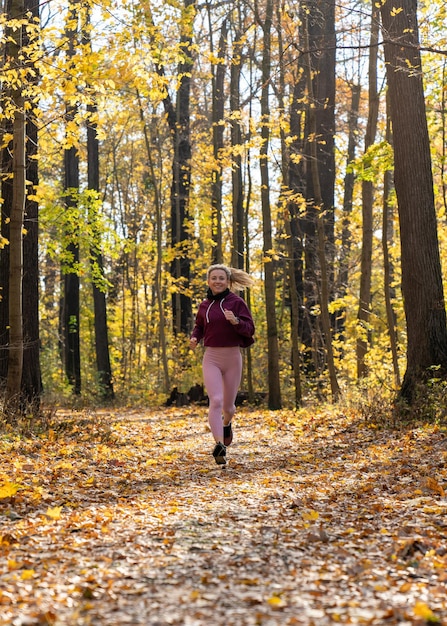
[207,264,254,291]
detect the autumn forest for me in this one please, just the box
[3,1,447,624]
[1,0,447,411]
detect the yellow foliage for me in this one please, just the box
[413,601,439,622]
[0,480,20,499]
[302,509,319,521]
[45,506,63,520]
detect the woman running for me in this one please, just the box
[189,264,255,465]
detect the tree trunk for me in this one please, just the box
[0,0,14,386]
[300,0,336,375]
[209,16,227,264]
[137,90,170,393]
[161,0,195,335]
[382,97,400,387]
[87,104,115,400]
[21,0,41,404]
[230,23,245,270]
[380,0,447,401]
[303,14,340,401]
[356,1,379,379]
[288,76,307,361]
[278,0,302,407]
[259,0,281,410]
[6,81,26,402]
[62,4,81,395]
[337,82,360,343]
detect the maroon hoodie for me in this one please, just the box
[191,290,255,348]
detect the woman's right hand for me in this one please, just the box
[189,337,198,350]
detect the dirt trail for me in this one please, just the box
[1,406,447,625]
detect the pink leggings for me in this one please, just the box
[203,346,242,442]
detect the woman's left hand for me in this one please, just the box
[224,309,239,325]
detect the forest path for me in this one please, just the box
[1,405,447,625]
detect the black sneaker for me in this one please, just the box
[212,442,227,465]
[223,422,233,446]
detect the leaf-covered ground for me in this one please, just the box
[1,406,447,625]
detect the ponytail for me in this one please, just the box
[207,264,254,291]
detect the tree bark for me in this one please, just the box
[161,0,195,335]
[380,0,447,401]
[300,0,336,375]
[62,3,81,395]
[87,104,115,400]
[303,13,340,401]
[137,90,171,393]
[259,0,281,409]
[230,21,245,270]
[356,1,380,379]
[278,0,302,407]
[337,82,360,344]
[6,77,26,402]
[209,16,227,264]
[382,98,400,387]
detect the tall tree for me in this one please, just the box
[209,14,227,264]
[137,90,171,393]
[258,0,282,409]
[0,0,41,407]
[61,1,81,394]
[380,0,447,401]
[356,1,380,379]
[5,0,26,403]
[303,11,340,401]
[278,0,302,407]
[229,12,245,271]
[87,112,114,399]
[336,81,360,343]
[21,0,42,404]
[0,0,16,388]
[300,0,336,375]
[382,98,400,387]
[162,0,195,335]
[83,7,114,400]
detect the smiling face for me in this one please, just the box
[207,269,230,295]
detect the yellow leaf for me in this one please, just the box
[8,559,20,570]
[55,461,73,470]
[46,506,62,520]
[413,601,439,622]
[266,596,285,608]
[21,569,35,580]
[0,481,20,499]
[302,509,319,521]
